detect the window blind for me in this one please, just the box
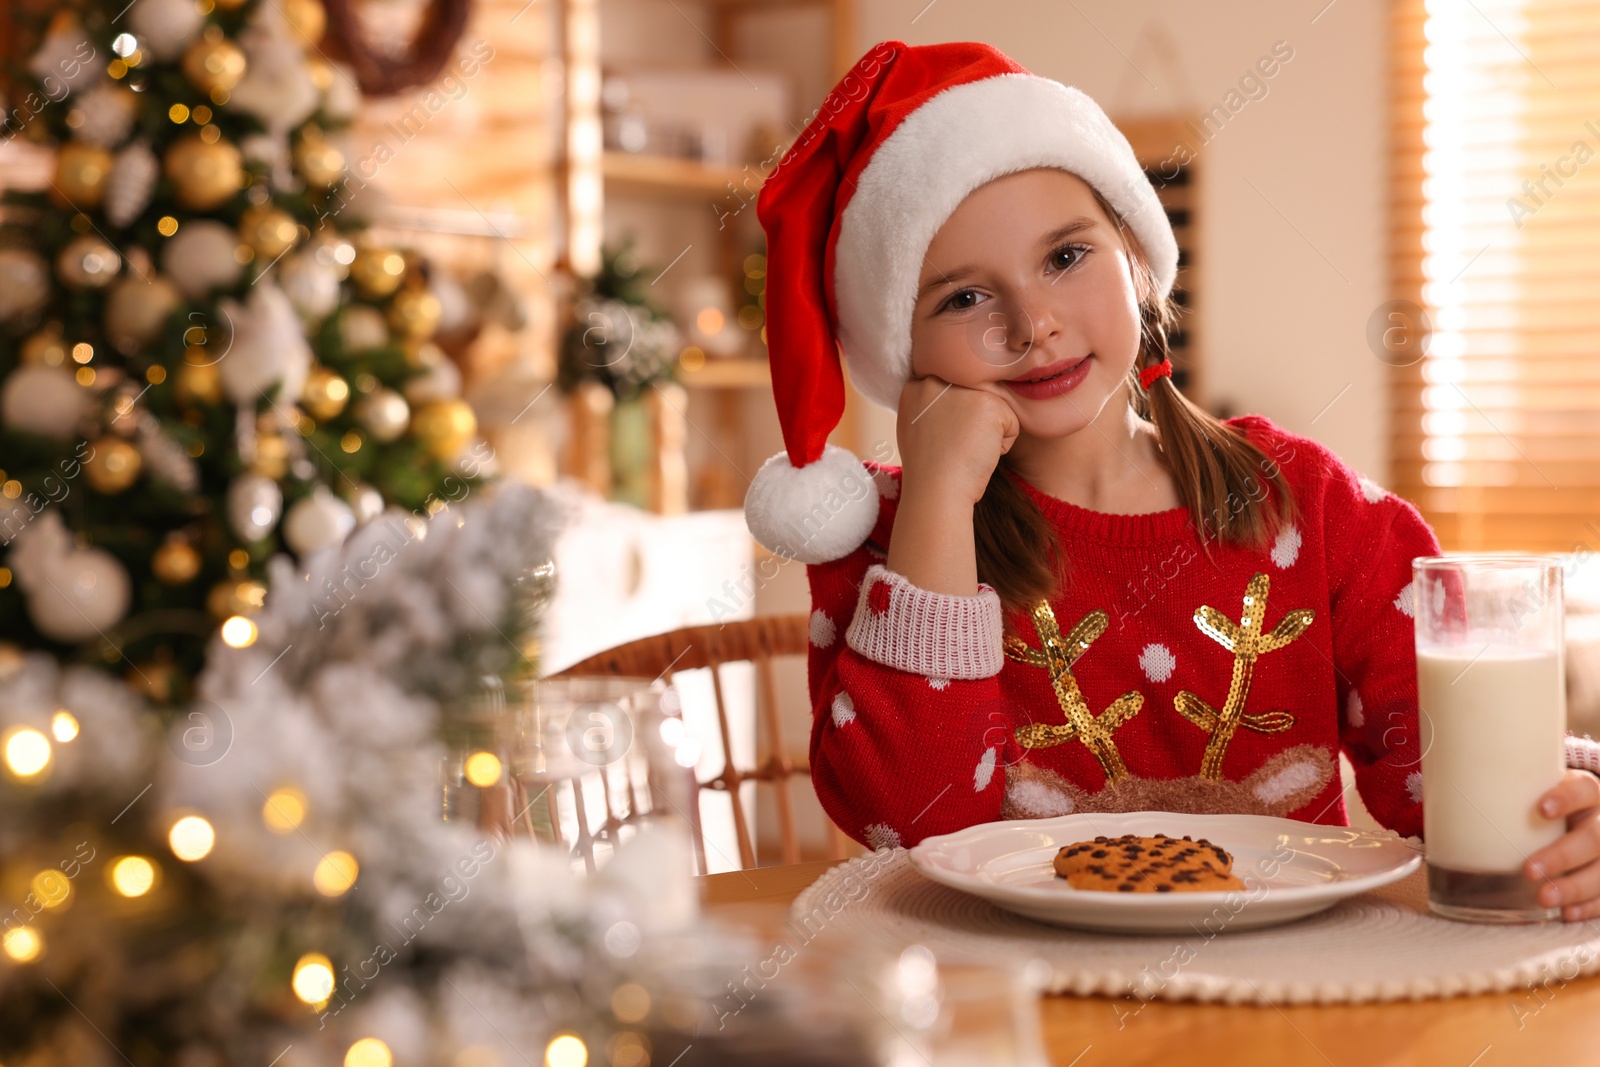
[1390,0,1600,551]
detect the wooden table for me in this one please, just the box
[698,859,1600,1066]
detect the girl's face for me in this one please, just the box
[909,168,1146,440]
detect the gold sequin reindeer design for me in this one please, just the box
[998,572,1331,820]
[1002,601,1144,783]
[1177,572,1314,778]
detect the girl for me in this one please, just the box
[742,39,1600,920]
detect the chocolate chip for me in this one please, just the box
[1090,849,1108,858]
[1117,883,1135,892]
[1156,885,1173,892]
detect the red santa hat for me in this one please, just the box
[744,39,1179,564]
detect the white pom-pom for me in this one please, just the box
[743,444,879,565]
[105,141,159,229]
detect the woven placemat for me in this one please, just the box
[789,849,1600,1004]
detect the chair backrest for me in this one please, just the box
[550,614,830,871]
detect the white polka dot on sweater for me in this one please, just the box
[974,747,997,791]
[872,468,901,500]
[1406,771,1424,805]
[1394,580,1417,618]
[1139,643,1177,683]
[927,676,950,691]
[831,691,855,727]
[1358,476,1388,503]
[1270,524,1303,569]
[809,609,836,648]
[863,823,901,850]
[1347,689,1365,729]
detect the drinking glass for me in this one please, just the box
[1414,554,1567,922]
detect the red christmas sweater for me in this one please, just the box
[806,415,1600,849]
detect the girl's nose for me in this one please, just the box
[1007,292,1063,351]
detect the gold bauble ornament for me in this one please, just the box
[52,142,113,209]
[282,0,327,44]
[387,288,442,342]
[165,135,244,211]
[293,130,345,188]
[176,351,223,406]
[252,434,289,479]
[301,367,350,420]
[56,236,121,289]
[20,325,68,367]
[181,36,247,94]
[239,205,300,260]
[84,437,143,494]
[349,248,406,298]
[104,275,183,354]
[152,538,202,585]
[410,399,477,460]
[207,578,267,619]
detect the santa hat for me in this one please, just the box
[744,39,1179,565]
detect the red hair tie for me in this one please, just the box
[1139,358,1173,390]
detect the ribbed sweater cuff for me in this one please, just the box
[1566,734,1600,774]
[844,563,1004,679]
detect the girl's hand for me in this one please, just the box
[895,375,1020,506]
[1524,770,1600,921]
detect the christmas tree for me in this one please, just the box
[0,0,485,701]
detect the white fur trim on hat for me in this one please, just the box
[744,444,881,565]
[833,73,1180,411]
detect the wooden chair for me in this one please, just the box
[549,614,853,871]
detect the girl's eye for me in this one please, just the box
[942,289,980,312]
[1049,243,1091,274]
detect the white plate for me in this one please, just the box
[908,811,1422,934]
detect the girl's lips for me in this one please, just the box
[1000,355,1093,400]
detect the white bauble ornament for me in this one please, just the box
[339,305,389,351]
[227,473,283,542]
[127,0,207,61]
[105,141,159,229]
[28,23,99,100]
[240,132,294,192]
[278,251,341,322]
[284,486,356,555]
[430,272,474,343]
[344,483,384,524]
[29,547,131,642]
[71,84,138,149]
[104,274,183,353]
[354,388,410,442]
[403,348,462,405]
[323,62,361,122]
[1,365,90,440]
[0,249,50,324]
[217,282,312,404]
[162,220,245,299]
[228,2,320,135]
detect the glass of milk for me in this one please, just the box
[1413,554,1567,923]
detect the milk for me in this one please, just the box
[1417,648,1566,873]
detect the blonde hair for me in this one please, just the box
[973,185,1297,622]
